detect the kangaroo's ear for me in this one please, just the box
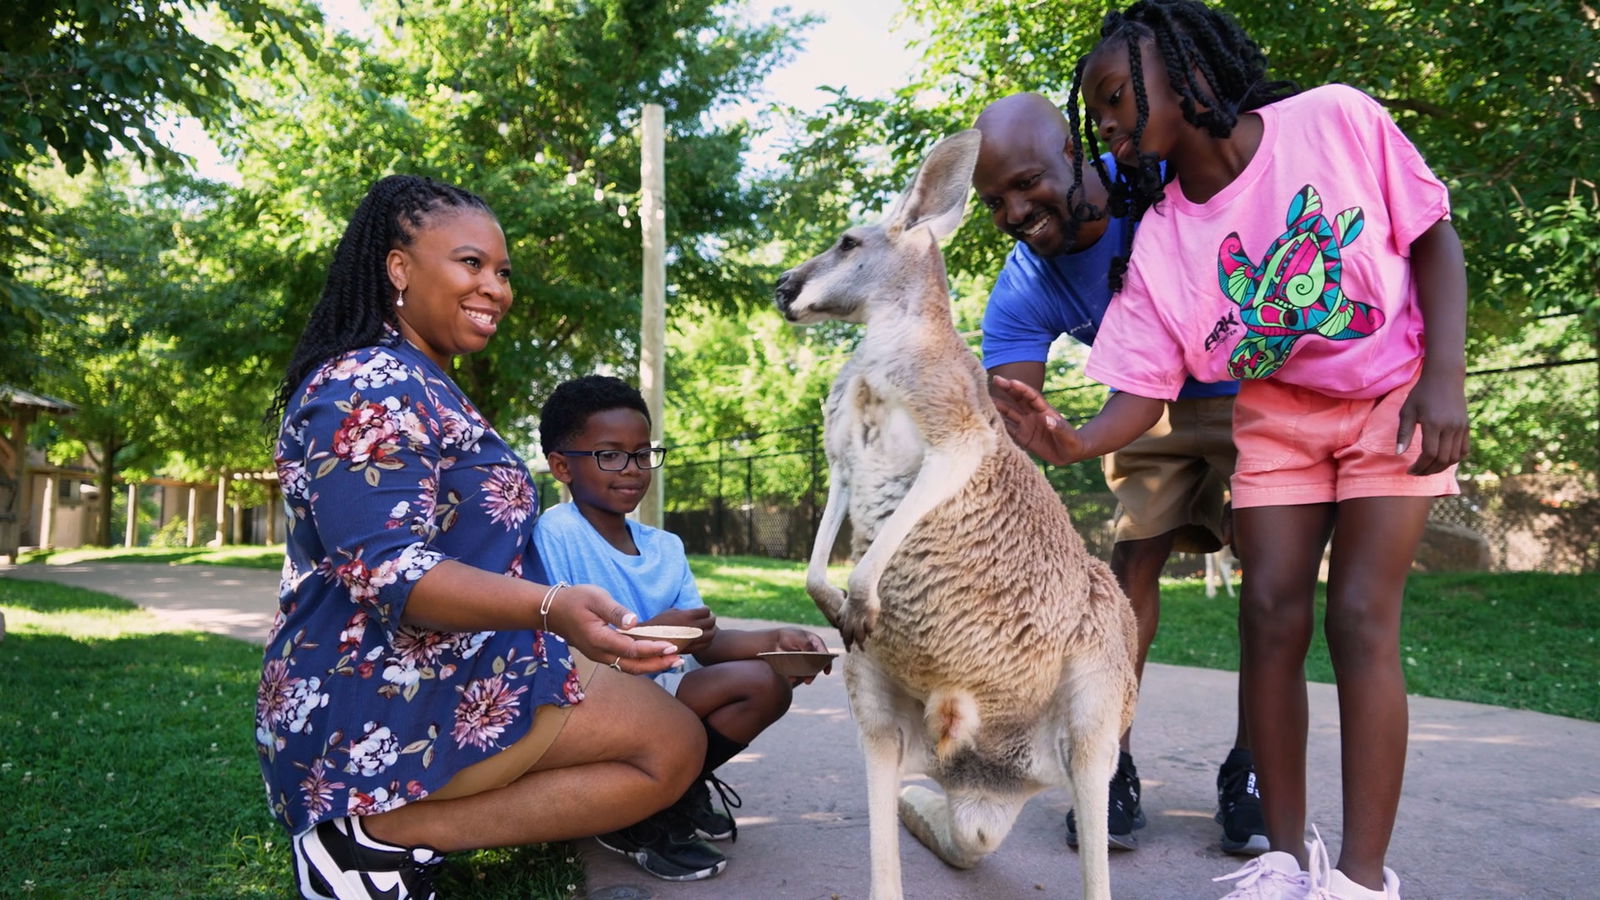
[882,129,982,243]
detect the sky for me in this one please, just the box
[746,0,919,111]
[171,0,922,182]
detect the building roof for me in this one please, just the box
[0,386,76,414]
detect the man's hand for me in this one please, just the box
[1398,367,1469,476]
[990,375,1091,465]
[646,606,718,656]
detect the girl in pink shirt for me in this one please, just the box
[992,2,1468,898]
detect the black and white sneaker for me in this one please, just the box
[1066,750,1146,851]
[292,815,445,900]
[681,774,741,842]
[595,807,728,882]
[1216,749,1270,856]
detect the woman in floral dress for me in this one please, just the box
[257,175,701,900]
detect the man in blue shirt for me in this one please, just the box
[973,92,1265,857]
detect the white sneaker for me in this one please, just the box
[1214,850,1311,899]
[1305,824,1401,899]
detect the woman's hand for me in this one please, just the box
[990,376,1090,465]
[772,626,832,684]
[545,583,681,676]
[1399,366,1469,476]
[646,606,718,656]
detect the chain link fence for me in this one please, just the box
[660,425,828,558]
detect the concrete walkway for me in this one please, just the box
[4,561,1596,899]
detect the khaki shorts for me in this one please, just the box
[423,649,600,801]
[1102,394,1237,554]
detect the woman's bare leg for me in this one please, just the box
[362,665,703,852]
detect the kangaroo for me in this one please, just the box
[774,129,1139,900]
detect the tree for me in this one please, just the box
[0,0,320,385]
[217,0,809,433]
[23,172,194,545]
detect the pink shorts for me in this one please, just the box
[1231,367,1459,509]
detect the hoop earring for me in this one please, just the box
[395,289,405,308]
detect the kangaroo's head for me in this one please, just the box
[775,129,982,326]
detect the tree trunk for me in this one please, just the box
[96,440,120,547]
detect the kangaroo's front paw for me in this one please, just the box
[837,595,877,650]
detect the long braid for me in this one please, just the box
[1069,56,1111,217]
[269,175,492,423]
[1109,33,1155,291]
[1066,56,1110,227]
[1081,0,1298,291]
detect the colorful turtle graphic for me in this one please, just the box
[1216,184,1385,379]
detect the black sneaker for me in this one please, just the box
[680,774,742,842]
[595,807,729,882]
[1216,750,1269,856]
[1066,750,1145,851]
[293,816,445,900]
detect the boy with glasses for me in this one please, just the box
[535,374,831,882]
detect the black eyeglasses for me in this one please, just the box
[554,447,668,471]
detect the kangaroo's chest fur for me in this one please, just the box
[826,322,1102,718]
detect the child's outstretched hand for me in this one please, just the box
[772,627,832,685]
[990,376,1090,465]
[646,606,718,656]
[1398,368,1469,475]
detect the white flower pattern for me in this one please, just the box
[257,335,572,836]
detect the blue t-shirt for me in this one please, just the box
[980,160,1237,400]
[533,502,704,623]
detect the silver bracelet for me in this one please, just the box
[539,581,568,633]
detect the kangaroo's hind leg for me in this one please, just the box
[846,658,920,900]
[899,782,1028,870]
[1059,657,1133,900]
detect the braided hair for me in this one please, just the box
[1068,0,1297,290]
[538,375,651,456]
[269,175,493,422]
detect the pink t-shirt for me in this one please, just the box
[1085,84,1450,401]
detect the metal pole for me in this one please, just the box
[214,473,228,546]
[124,483,138,547]
[638,103,666,529]
[40,474,56,549]
[186,485,198,547]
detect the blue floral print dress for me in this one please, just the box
[256,331,582,835]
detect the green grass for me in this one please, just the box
[0,578,583,899]
[3,557,1592,896]
[18,545,285,570]
[686,554,846,626]
[15,548,1599,721]
[1144,573,1600,721]
[694,559,1600,722]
